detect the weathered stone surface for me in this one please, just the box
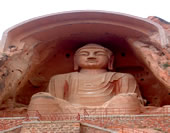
[28,44,145,115]
[148,16,170,58]
[20,122,80,133]
[0,12,169,113]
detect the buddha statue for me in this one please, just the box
[28,44,144,114]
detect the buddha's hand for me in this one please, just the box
[118,93,137,96]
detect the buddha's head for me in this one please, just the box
[74,43,114,70]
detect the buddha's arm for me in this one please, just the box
[116,73,144,103]
[120,74,137,93]
[47,74,68,99]
[116,73,141,97]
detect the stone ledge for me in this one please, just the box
[0,125,22,133]
[81,122,117,133]
[22,120,80,124]
[81,114,170,118]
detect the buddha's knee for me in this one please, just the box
[31,92,54,99]
[28,92,75,113]
[104,93,141,108]
[28,92,56,110]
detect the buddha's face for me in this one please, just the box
[75,48,110,69]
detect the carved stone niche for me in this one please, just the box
[0,11,169,110]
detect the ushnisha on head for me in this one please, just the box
[74,43,114,71]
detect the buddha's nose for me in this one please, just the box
[87,57,97,61]
[87,57,96,59]
[88,53,96,58]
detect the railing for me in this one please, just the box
[0,118,24,131]
[0,106,169,117]
[0,107,169,132]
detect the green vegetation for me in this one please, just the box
[162,63,170,69]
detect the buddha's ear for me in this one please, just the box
[74,56,79,71]
[108,55,114,70]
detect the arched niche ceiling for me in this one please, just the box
[0,11,169,107]
[1,11,168,51]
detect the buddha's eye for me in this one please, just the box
[95,51,106,56]
[79,51,89,56]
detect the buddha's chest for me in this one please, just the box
[77,74,107,89]
[68,73,115,105]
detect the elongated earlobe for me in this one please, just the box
[74,56,79,71]
[108,55,114,70]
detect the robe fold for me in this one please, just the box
[48,72,142,106]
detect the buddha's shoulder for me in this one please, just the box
[107,72,135,78]
[50,72,78,80]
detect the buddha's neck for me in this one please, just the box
[80,69,107,74]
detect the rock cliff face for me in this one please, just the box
[0,12,169,112]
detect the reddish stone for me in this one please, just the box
[0,11,169,115]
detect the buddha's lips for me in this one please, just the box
[86,59,98,63]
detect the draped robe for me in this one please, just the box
[48,72,142,106]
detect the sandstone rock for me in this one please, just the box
[0,12,169,113]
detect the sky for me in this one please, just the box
[0,0,170,39]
